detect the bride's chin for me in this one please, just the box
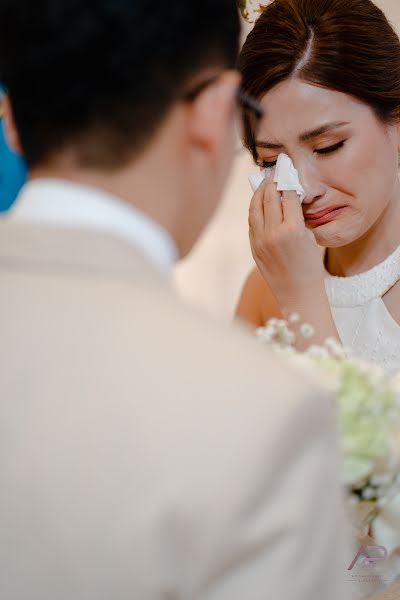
[306,208,362,247]
[311,226,355,248]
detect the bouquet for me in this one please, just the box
[256,316,400,537]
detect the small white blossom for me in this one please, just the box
[324,337,347,359]
[377,496,388,508]
[255,327,273,344]
[255,313,400,529]
[362,487,377,501]
[288,313,301,324]
[370,474,393,487]
[267,318,279,327]
[299,323,315,339]
[305,344,330,360]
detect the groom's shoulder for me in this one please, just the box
[145,289,337,468]
[122,282,332,414]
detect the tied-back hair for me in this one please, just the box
[239,0,400,158]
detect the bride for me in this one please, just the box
[235,0,400,375]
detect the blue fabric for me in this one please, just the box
[0,89,27,212]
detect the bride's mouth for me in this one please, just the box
[304,205,347,226]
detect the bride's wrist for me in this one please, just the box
[276,286,340,345]
[273,280,328,313]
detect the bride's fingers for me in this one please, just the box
[281,190,305,226]
[248,170,284,241]
[248,180,266,235]
[263,169,283,230]
[248,226,257,259]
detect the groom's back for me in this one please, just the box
[0,221,349,600]
[0,0,349,597]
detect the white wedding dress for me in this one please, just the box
[325,246,400,597]
[325,245,400,375]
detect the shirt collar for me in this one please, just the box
[7,178,179,273]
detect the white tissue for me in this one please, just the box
[248,153,306,202]
[248,170,268,193]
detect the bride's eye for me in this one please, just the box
[257,159,277,168]
[314,140,346,156]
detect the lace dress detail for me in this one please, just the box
[324,245,400,374]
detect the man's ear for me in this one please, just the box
[186,70,240,158]
[3,95,23,155]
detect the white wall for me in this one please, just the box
[375,0,400,24]
[174,150,255,321]
[173,1,400,322]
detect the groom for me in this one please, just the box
[0,1,349,599]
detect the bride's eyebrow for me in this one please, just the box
[255,121,350,149]
[255,140,283,150]
[299,121,349,142]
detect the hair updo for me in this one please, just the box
[239,0,400,157]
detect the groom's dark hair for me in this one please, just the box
[0,0,240,168]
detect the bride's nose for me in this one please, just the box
[296,160,327,205]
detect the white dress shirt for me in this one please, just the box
[5,178,179,273]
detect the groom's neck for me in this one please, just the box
[28,134,187,259]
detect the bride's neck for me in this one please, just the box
[325,196,400,277]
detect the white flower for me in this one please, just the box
[305,344,330,360]
[324,337,347,359]
[255,327,273,343]
[288,313,301,324]
[255,315,400,521]
[256,319,296,348]
[299,323,315,339]
[370,473,394,487]
[267,318,279,327]
[362,487,377,501]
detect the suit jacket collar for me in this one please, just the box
[0,221,172,289]
[8,177,179,274]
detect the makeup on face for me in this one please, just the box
[304,205,348,227]
[255,124,349,170]
[248,153,305,201]
[249,78,400,247]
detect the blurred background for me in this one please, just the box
[173,0,400,322]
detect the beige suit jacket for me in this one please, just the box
[0,221,350,599]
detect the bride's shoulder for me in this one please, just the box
[235,267,282,328]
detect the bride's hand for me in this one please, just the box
[248,168,341,348]
[248,169,325,309]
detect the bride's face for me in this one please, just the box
[255,78,400,247]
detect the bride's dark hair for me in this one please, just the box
[239,0,400,158]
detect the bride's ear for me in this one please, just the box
[3,95,23,155]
